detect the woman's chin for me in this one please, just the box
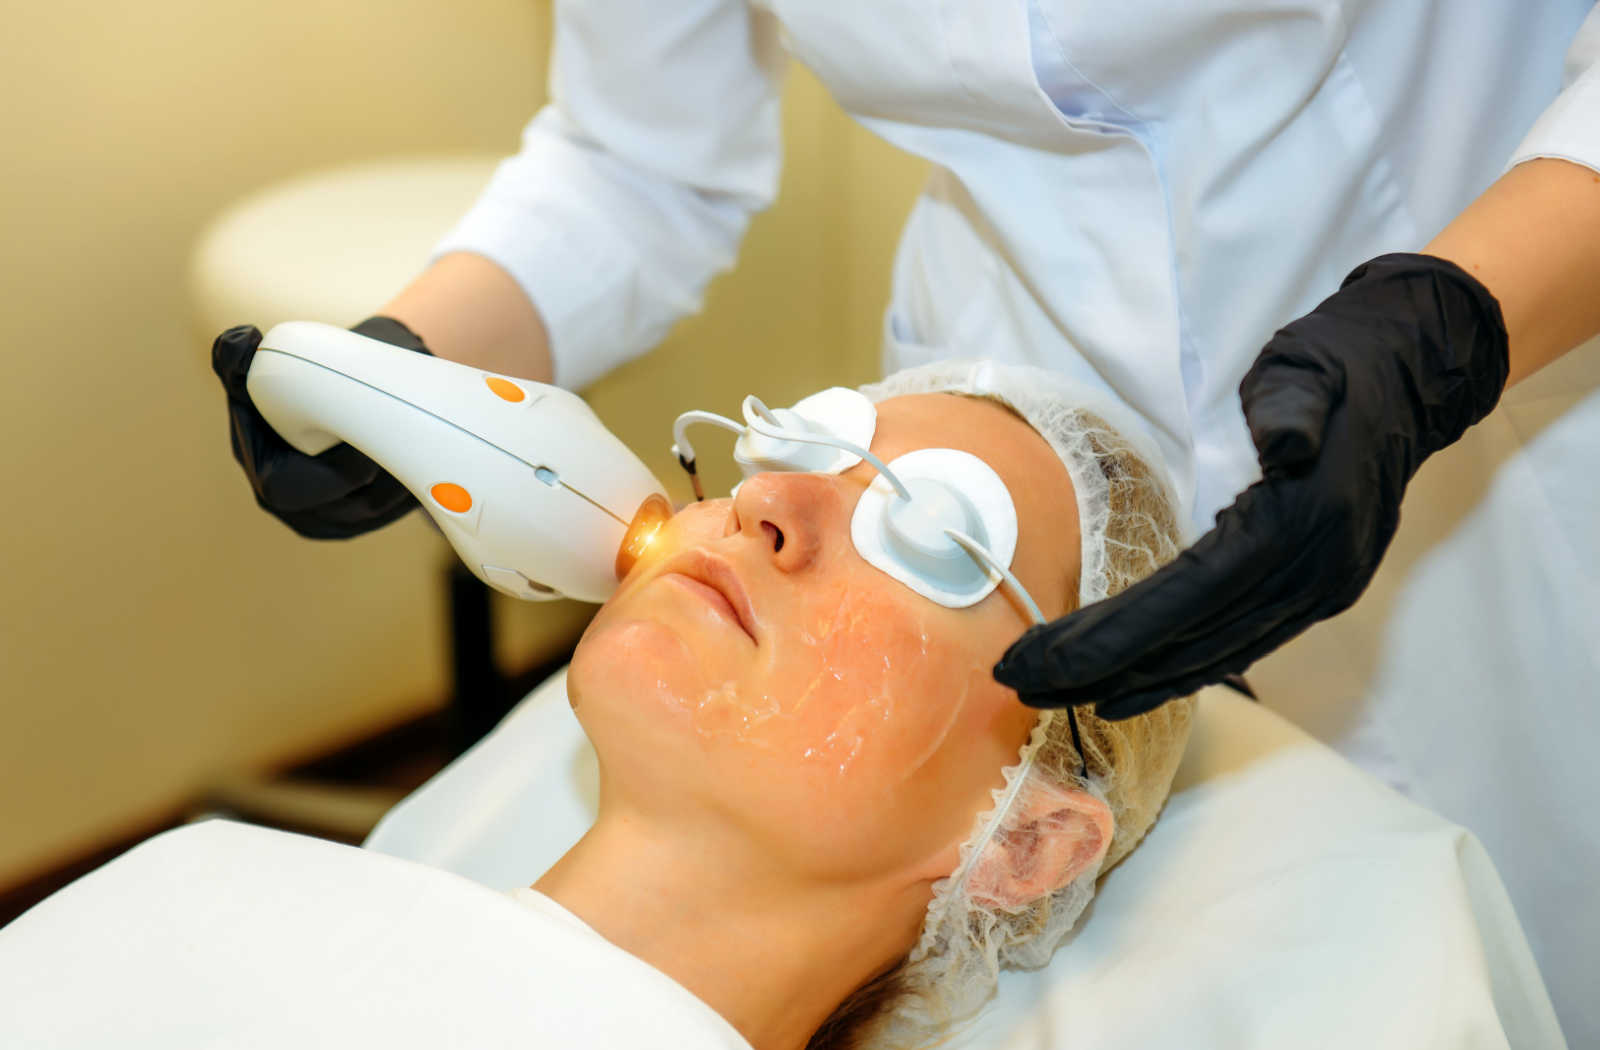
[570,618,710,730]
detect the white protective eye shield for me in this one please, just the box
[671,388,1043,621]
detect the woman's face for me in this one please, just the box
[569,393,1081,884]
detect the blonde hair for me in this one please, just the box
[1053,417,1195,877]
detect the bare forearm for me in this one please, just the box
[378,252,555,382]
[1424,157,1600,387]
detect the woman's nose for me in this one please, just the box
[729,472,841,573]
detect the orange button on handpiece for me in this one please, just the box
[485,376,526,402]
[430,482,473,514]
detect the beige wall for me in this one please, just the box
[0,0,925,887]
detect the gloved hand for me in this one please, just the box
[993,252,1510,719]
[212,315,433,539]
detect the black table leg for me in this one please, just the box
[445,560,506,758]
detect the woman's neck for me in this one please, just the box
[533,808,928,1050]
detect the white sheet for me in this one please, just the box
[1261,378,1600,1047]
[0,678,1564,1048]
[367,673,1567,1049]
[0,820,751,1049]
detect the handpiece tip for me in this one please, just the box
[615,493,674,581]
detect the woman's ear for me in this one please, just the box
[966,780,1113,908]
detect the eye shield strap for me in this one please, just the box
[950,529,1088,780]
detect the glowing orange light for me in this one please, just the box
[615,493,673,581]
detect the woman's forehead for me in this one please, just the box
[866,393,1060,486]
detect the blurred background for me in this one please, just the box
[2,0,1594,986]
[0,0,925,909]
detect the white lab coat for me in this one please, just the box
[428,0,1600,1042]
[434,0,1600,532]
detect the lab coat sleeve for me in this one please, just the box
[1508,4,1600,175]
[428,1,785,389]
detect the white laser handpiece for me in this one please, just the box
[247,321,670,604]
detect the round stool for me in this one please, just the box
[190,155,500,334]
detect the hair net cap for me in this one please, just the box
[855,360,1196,1047]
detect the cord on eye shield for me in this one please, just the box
[948,529,1088,781]
[741,396,912,501]
[671,410,743,502]
[674,391,879,503]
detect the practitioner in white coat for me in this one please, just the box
[210,0,1600,1041]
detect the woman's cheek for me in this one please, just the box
[765,584,987,788]
[572,615,694,725]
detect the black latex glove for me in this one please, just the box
[993,252,1509,719]
[212,315,432,540]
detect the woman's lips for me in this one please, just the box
[665,574,749,638]
[659,552,758,643]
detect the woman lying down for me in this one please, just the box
[1,362,1194,1050]
[548,361,1194,1049]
